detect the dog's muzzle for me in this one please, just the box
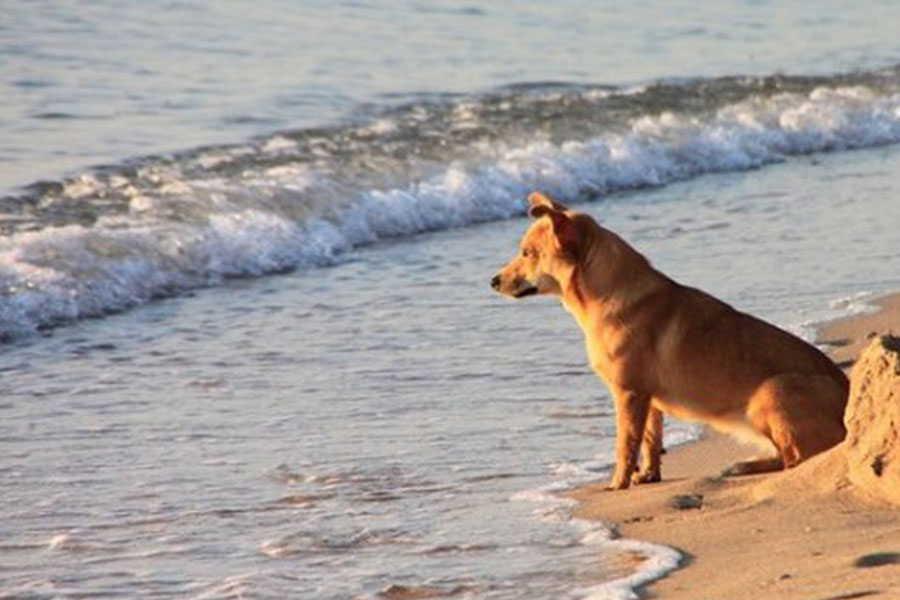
[491,274,538,298]
[513,285,538,298]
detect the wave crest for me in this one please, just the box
[3,68,900,338]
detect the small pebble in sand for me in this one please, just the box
[623,515,654,524]
[669,494,703,510]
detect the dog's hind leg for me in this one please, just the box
[608,390,652,490]
[632,405,663,485]
[730,374,847,477]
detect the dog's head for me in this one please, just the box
[490,192,583,299]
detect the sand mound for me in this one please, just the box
[755,335,900,504]
[843,334,900,504]
[753,335,900,505]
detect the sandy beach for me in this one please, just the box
[572,293,900,599]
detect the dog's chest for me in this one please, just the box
[583,325,649,389]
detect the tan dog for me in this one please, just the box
[491,192,848,489]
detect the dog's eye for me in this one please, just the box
[521,248,534,258]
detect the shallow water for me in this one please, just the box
[4,144,900,598]
[4,1,900,598]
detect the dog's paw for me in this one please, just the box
[631,470,661,485]
[606,476,632,491]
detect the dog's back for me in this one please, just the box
[648,282,848,431]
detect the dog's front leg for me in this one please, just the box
[632,406,663,485]
[608,390,651,490]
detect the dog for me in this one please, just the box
[491,192,848,490]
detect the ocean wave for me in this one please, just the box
[2,67,900,338]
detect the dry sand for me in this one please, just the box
[571,292,900,599]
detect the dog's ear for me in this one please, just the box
[545,210,579,254]
[527,191,568,218]
[527,192,578,252]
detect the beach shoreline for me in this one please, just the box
[572,292,900,599]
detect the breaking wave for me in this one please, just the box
[3,65,900,338]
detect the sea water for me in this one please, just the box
[3,2,900,598]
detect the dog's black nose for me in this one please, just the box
[490,274,501,290]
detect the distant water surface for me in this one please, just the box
[3,0,900,192]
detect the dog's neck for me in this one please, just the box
[559,230,670,330]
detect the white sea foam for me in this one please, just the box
[261,135,298,153]
[46,533,72,550]
[662,424,705,449]
[525,421,704,599]
[323,84,900,248]
[827,290,877,315]
[505,421,703,600]
[3,84,900,337]
[510,481,577,506]
[510,474,684,600]
[506,478,684,600]
[0,210,346,337]
[575,536,682,600]
[552,461,611,478]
